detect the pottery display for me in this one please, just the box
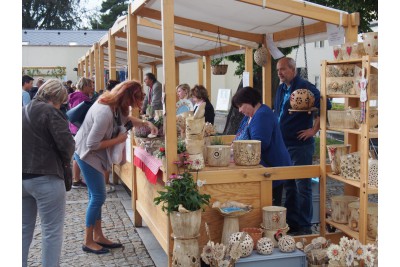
[326,77,356,95]
[186,117,205,135]
[368,158,378,187]
[362,32,378,57]
[326,144,351,175]
[332,45,342,61]
[340,152,361,180]
[278,235,296,253]
[261,223,289,247]
[242,228,263,249]
[262,206,287,230]
[256,237,274,255]
[186,139,205,154]
[289,89,315,110]
[326,65,355,77]
[350,107,378,131]
[206,145,231,167]
[327,110,356,129]
[229,232,254,258]
[331,195,359,224]
[232,140,261,166]
[341,42,365,60]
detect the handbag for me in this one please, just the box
[66,100,93,128]
[24,105,73,191]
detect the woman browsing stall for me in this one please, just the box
[74,80,158,254]
[232,87,292,206]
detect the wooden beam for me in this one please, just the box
[127,3,139,81]
[94,43,101,92]
[108,29,117,79]
[84,54,89,78]
[89,47,94,78]
[175,61,179,89]
[138,7,264,43]
[139,67,143,83]
[175,55,196,62]
[205,56,211,96]
[204,45,243,57]
[99,45,105,90]
[197,58,204,86]
[237,0,349,26]
[138,17,247,48]
[345,13,359,43]
[151,65,157,76]
[114,31,127,39]
[138,36,204,56]
[245,47,254,87]
[130,0,148,15]
[110,17,127,36]
[99,34,108,46]
[273,22,326,42]
[262,43,272,106]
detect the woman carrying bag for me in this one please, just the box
[74,80,158,254]
[22,79,75,267]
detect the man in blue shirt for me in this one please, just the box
[274,57,331,235]
[22,75,34,106]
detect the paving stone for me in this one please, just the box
[26,185,155,267]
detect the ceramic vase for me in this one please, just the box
[362,32,378,57]
[170,209,201,267]
[327,144,351,175]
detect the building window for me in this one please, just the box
[314,41,325,48]
[315,75,320,89]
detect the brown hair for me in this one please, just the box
[190,84,209,101]
[99,80,145,116]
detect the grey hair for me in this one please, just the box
[76,77,92,91]
[35,79,68,105]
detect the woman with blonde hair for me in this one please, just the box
[23,79,75,267]
[74,80,157,254]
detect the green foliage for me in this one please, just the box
[177,139,186,154]
[331,102,345,110]
[90,0,129,30]
[22,67,67,79]
[314,136,343,160]
[308,0,378,33]
[210,136,224,145]
[154,157,211,214]
[22,0,82,29]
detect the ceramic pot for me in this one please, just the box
[289,89,315,110]
[206,145,231,167]
[262,206,287,230]
[348,201,378,231]
[254,47,268,66]
[242,228,263,249]
[170,210,201,266]
[331,195,359,223]
[232,140,261,166]
[332,45,342,61]
[367,206,378,239]
[186,117,205,135]
[362,32,378,57]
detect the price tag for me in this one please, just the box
[359,78,368,102]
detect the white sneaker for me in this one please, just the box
[106,184,115,193]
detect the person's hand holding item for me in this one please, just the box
[144,120,159,136]
[116,131,128,144]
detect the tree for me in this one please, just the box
[90,0,129,30]
[22,0,82,29]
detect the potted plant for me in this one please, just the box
[154,154,211,266]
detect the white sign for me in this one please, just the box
[215,89,231,111]
[243,72,250,87]
[125,135,131,162]
[327,23,345,46]
[266,34,284,59]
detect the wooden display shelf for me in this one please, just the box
[327,172,378,194]
[326,59,362,65]
[327,94,360,99]
[326,127,378,138]
[326,219,375,243]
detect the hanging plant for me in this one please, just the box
[211,28,228,75]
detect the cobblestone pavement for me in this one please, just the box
[27,185,155,267]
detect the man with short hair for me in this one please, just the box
[29,77,45,99]
[141,72,162,116]
[22,75,34,106]
[273,57,331,235]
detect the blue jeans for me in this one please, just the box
[22,175,66,267]
[284,143,314,229]
[74,153,106,227]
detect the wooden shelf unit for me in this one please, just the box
[320,55,378,244]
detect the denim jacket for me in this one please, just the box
[22,99,75,179]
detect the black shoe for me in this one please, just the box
[72,180,87,189]
[82,245,110,254]
[96,242,123,249]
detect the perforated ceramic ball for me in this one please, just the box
[229,232,254,257]
[256,237,274,255]
[278,235,296,253]
[289,89,315,110]
[254,47,268,66]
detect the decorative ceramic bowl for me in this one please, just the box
[289,89,315,110]
[256,237,274,255]
[348,201,378,232]
[206,145,231,167]
[278,235,296,253]
[262,206,287,230]
[362,32,378,57]
[331,195,359,224]
[232,140,261,166]
[229,232,254,258]
[349,107,378,131]
[254,47,268,66]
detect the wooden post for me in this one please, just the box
[262,43,272,106]
[89,47,94,79]
[175,60,180,88]
[94,43,101,92]
[108,29,117,80]
[139,67,143,83]
[197,57,204,86]
[84,53,89,78]
[245,47,254,87]
[161,0,176,265]
[99,45,105,91]
[151,64,157,77]
[205,55,211,96]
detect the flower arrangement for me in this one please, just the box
[153,153,211,214]
[200,223,244,267]
[326,237,377,267]
[156,139,186,159]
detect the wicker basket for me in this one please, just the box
[327,110,356,129]
[212,64,228,75]
[133,136,164,155]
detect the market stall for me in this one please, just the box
[77,1,377,266]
